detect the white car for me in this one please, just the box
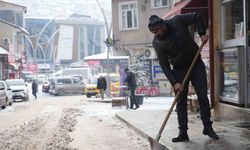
[0,81,13,106]
[5,79,29,101]
[0,83,7,109]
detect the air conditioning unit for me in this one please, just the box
[144,48,156,59]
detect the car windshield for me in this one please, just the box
[6,80,25,86]
[110,76,119,82]
[90,78,97,84]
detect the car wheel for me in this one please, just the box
[58,89,64,96]
[1,100,6,109]
[86,93,91,98]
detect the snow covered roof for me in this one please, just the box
[0,46,9,55]
[84,53,129,60]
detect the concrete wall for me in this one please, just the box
[112,0,172,53]
[0,22,16,46]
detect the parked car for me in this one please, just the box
[42,80,50,93]
[0,82,7,109]
[0,81,13,106]
[5,79,29,101]
[49,76,85,96]
[85,77,99,98]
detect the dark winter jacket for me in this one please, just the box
[32,81,38,92]
[152,12,206,86]
[124,71,137,89]
[97,77,107,90]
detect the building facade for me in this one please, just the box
[55,14,106,69]
[24,17,58,74]
[23,14,106,74]
[0,1,27,79]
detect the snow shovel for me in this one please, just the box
[148,41,206,150]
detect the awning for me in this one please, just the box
[8,63,19,70]
[0,46,9,55]
[163,0,208,21]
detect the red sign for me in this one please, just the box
[87,60,100,66]
[8,44,15,63]
[27,64,38,75]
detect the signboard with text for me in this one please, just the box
[27,64,38,75]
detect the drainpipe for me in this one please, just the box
[208,0,215,109]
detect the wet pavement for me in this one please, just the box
[114,97,250,150]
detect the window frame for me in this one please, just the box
[221,0,245,48]
[118,1,138,31]
[151,0,170,9]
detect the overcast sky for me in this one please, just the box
[4,0,111,22]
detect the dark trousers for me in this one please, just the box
[32,90,37,99]
[173,59,212,132]
[129,86,139,108]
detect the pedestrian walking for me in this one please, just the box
[124,68,139,110]
[148,12,219,142]
[32,79,38,100]
[97,75,107,100]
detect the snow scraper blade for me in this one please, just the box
[149,136,167,150]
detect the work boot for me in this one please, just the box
[134,106,140,110]
[172,131,189,142]
[203,127,219,140]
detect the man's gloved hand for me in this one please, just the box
[173,82,183,92]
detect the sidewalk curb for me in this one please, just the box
[115,113,171,150]
[115,114,148,139]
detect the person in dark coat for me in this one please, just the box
[97,75,107,100]
[32,79,38,100]
[148,12,219,142]
[124,68,139,110]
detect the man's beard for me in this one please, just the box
[156,29,168,40]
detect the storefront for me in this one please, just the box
[0,47,9,80]
[216,0,249,108]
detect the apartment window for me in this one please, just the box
[151,0,169,8]
[119,1,138,30]
[0,10,15,23]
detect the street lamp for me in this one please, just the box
[95,0,113,72]
[96,0,113,98]
[39,28,60,77]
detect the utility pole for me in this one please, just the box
[96,0,113,98]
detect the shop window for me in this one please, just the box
[222,0,244,40]
[220,49,239,99]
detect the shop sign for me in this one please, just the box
[87,60,100,66]
[101,59,128,68]
[8,44,15,63]
[154,65,167,80]
[27,64,38,74]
